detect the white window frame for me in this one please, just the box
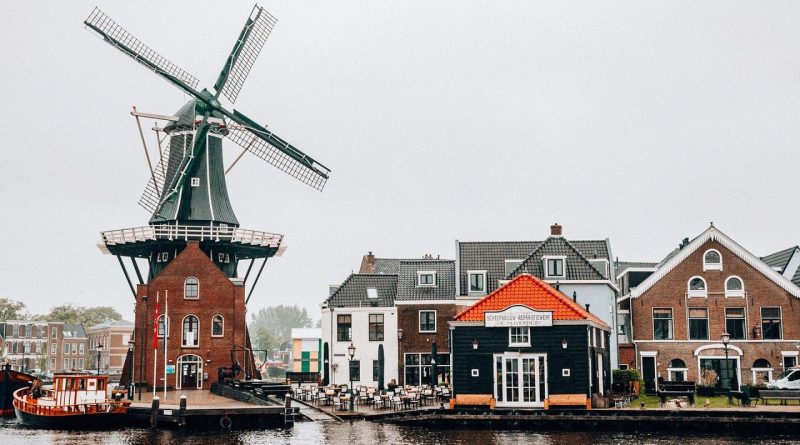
[504,259,523,276]
[543,256,566,279]
[419,310,437,333]
[417,271,437,287]
[182,314,200,348]
[191,177,200,187]
[467,270,487,293]
[652,307,674,340]
[667,359,688,381]
[366,287,379,299]
[184,276,199,299]
[687,276,707,297]
[508,327,531,347]
[211,314,224,337]
[725,276,745,298]
[703,249,723,271]
[157,314,170,338]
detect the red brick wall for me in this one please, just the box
[396,303,470,385]
[631,239,800,384]
[133,242,247,389]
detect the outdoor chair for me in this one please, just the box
[359,391,371,406]
[407,392,421,409]
[390,395,403,410]
[373,394,385,409]
[421,389,434,406]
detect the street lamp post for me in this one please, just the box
[721,332,730,402]
[128,340,135,400]
[347,342,356,412]
[96,344,104,376]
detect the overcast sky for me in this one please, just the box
[2,1,799,322]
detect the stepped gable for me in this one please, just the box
[507,236,606,281]
[455,274,607,326]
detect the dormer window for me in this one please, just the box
[417,271,436,287]
[191,177,200,187]
[688,276,707,297]
[467,270,487,294]
[544,256,566,279]
[366,288,379,299]
[703,249,722,271]
[725,276,744,297]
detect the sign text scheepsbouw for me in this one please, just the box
[484,305,553,327]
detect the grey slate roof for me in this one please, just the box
[762,246,800,287]
[63,323,87,339]
[615,261,658,275]
[323,274,397,308]
[89,320,135,331]
[373,258,401,275]
[396,259,456,301]
[507,237,606,281]
[457,239,611,295]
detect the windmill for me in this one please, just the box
[86,5,331,388]
[87,4,331,282]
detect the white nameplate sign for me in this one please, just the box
[484,305,553,327]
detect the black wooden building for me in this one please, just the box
[449,274,610,408]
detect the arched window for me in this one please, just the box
[753,359,771,369]
[725,276,744,297]
[184,277,199,299]
[182,315,199,347]
[753,359,773,384]
[667,358,687,381]
[688,276,707,297]
[157,315,170,338]
[212,315,224,337]
[703,249,722,271]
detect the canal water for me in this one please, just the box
[1,418,798,444]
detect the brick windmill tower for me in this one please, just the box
[84,5,330,391]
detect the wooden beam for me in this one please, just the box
[116,254,137,299]
[246,257,268,305]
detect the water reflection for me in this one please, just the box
[1,418,798,445]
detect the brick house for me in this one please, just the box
[626,225,800,393]
[132,241,254,390]
[88,320,133,373]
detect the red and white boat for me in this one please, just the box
[13,373,130,428]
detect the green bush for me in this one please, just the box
[266,366,286,379]
[613,368,643,387]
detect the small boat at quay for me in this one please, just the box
[13,373,130,428]
[1,364,36,417]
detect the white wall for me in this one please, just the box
[321,306,398,388]
[558,283,619,369]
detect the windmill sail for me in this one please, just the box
[84,8,200,92]
[214,5,277,104]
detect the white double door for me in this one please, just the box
[494,353,547,408]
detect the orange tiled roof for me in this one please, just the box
[455,274,608,327]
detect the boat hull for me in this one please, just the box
[14,405,130,429]
[1,367,35,417]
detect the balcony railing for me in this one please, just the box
[101,224,283,248]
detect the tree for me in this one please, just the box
[0,297,28,320]
[248,305,313,353]
[43,304,122,328]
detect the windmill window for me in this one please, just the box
[218,253,230,263]
[191,177,200,187]
[157,315,170,337]
[182,315,199,347]
[212,315,224,337]
[184,277,199,299]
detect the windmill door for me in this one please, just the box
[178,355,203,389]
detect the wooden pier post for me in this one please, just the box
[150,397,160,429]
[284,393,294,427]
[178,395,187,430]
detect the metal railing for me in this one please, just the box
[101,224,283,248]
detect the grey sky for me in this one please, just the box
[2,1,799,321]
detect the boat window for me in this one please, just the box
[78,379,86,390]
[65,379,73,390]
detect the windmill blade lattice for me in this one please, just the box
[85,8,200,91]
[137,137,174,214]
[214,6,277,104]
[226,125,329,191]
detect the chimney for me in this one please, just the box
[585,303,590,312]
[550,223,563,237]
[572,291,577,302]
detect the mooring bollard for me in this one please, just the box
[150,396,160,429]
[178,395,187,429]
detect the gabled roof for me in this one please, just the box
[63,323,87,339]
[455,274,608,327]
[507,236,606,281]
[396,259,456,301]
[630,225,800,299]
[323,274,397,308]
[761,246,800,287]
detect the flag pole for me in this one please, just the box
[164,290,168,400]
[153,292,159,398]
